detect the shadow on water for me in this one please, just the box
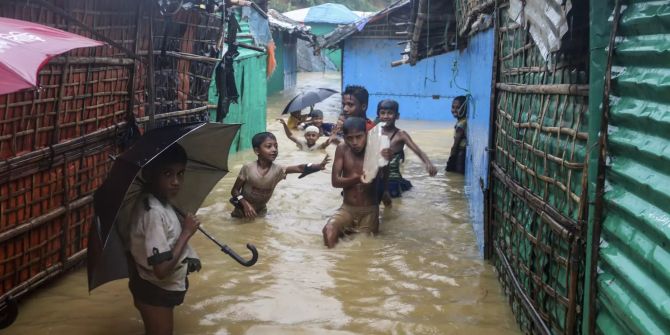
[6,72,519,335]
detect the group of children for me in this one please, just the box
[124,85,468,334]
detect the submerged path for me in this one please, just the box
[7,72,519,334]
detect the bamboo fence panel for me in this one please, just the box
[0,0,223,305]
[488,3,589,335]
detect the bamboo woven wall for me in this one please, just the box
[488,2,589,334]
[0,0,222,303]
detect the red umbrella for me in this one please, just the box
[0,17,104,95]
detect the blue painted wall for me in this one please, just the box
[342,38,467,121]
[462,29,495,254]
[341,29,495,253]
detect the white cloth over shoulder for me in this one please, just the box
[362,122,389,183]
[129,193,198,291]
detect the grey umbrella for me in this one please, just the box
[281,88,338,114]
[87,122,257,291]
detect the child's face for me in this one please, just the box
[311,116,324,127]
[255,138,278,162]
[378,109,398,125]
[344,129,367,154]
[149,162,186,201]
[304,132,319,146]
[342,95,366,118]
[451,100,463,118]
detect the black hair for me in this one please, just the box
[343,117,366,135]
[377,99,399,116]
[251,132,276,148]
[143,144,187,182]
[454,95,467,118]
[310,109,324,118]
[146,143,187,171]
[343,85,369,107]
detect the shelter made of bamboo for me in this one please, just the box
[0,0,223,314]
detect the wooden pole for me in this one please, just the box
[146,10,156,130]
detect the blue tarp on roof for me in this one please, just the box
[284,3,360,24]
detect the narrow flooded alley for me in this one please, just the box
[6,73,519,335]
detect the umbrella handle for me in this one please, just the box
[197,227,258,267]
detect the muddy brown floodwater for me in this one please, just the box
[6,72,520,335]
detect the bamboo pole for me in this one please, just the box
[136,105,210,123]
[496,83,590,96]
[50,57,135,66]
[494,245,552,335]
[146,12,156,130]
[0,196,93,244]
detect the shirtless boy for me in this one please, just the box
[322,117,380,248]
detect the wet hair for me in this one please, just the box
[310,109,324,118]
[251,132,277,148]
[377,99,399,116]
[343,85,369,107]
[342,117,366,135]
[143,143,187,180]
[454,95,467,118]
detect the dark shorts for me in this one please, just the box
[127,257,187,308]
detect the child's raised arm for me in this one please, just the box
[285,154,330,174]
[401,131,437,176]
[277,118,300,145]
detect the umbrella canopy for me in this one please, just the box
[282,88,338,114]
[87,122,240,291]
[0,17,104,95]
[283,3,360,24]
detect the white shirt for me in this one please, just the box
[129,194,198,291]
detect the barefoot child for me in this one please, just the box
[378,99,438,204]
[322,117,381,248]
[278,118,333,151]
[230,132,330,218]
[127,144,201,335]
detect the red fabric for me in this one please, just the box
[0,17,104,95]
[366,119,375,131]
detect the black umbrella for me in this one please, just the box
[281,88,338,114]
[87,122,257,291]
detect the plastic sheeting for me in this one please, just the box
[508,0,572,60]
[591,1,670,334]
[283,3,360,24]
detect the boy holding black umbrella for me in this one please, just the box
[127,144,201,335]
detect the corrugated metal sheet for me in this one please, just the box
[596,1,670,333]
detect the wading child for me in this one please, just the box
[333,85,376,135]
[378,99,438,204]
[322,117,381,248]
[446,96,467,174]
[299,109,336,136]
[278,118,333,151]
[128,144,201,335]
[230,132,330,218]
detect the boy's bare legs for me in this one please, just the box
[134,299,174,335]
[322,222,339,248]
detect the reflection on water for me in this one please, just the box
[6,72,519,335]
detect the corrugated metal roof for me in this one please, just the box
[597,1,670,333]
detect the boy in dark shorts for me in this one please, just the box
[230,132,330,218]
[377,99,438,204]
[127,144,201,335]
[322,117,381,248]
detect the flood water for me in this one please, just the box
[6,72,519,335]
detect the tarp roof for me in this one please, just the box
[316,0,410,49]
[283,3,360,24]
